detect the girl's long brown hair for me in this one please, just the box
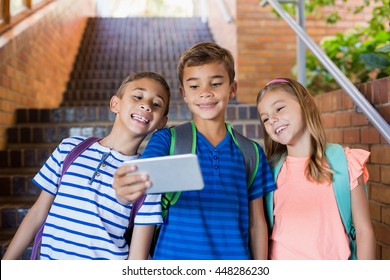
[257,78,333,183]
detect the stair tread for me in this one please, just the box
[0,197,35,207]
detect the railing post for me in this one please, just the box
[296,0,306,85]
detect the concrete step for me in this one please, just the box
[0,199,35,229]
[0,147,54,169]
[0,173,39,198]
[14,103,192,124]
[69,68,178,80]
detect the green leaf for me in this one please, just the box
[376,44,390,53]
[360,53,390,70]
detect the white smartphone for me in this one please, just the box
[123,154,204,194]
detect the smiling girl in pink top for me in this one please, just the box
[256,78,376,260]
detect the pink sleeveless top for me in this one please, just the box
[269,148,369,260]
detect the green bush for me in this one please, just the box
[279,0,390,94]
[306,29,390,94]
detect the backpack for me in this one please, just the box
[264,143,358,260]
[30,137,145,259]
[150,121,260,256]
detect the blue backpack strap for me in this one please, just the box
[226,123,259,188]
[265,155,285,234]
[325,143,357,259]
[325,144,352,234]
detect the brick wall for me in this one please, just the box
[206,0,237,69]
[0,0,95,149]
[315,77,390,260]
[207,0,375,104]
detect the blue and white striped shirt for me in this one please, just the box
[143,127,276,260]
[33,137,162,260]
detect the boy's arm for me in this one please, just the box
[113,129,171,205]
[249,197,268,260]
[352,175,376,259]
[127,225,155,260]
[2,190,55,259]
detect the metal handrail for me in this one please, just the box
[217,0,233,23]
[261,0,390,144]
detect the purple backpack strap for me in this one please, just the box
[129,195,147,224]
[61,137,101,179]
[124,194,147,245]
[30,137,101,260]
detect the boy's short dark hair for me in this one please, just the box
[116,72,171,116]
[177,42,235,86]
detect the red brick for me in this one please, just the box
[371,183,390,205]
[382,245,390,260]
[322,114,336,129]
[361,127,380,144]
[335,112,351,127]
[370,146,390,164]
[341,91,355,109]
[383,207,390,226]
[369,201,381,222]
[325,129,343,143]
[378,106,390,124]
[381,166,390,185]
[351,111,370,126]
[343,128,360,144]
[322,91,341,112]
[372,79,389,104]
[373,222,390,247]
[0,0,92,149]
[367,163,381,183]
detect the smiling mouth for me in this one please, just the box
[197,102,218,109]
[131,114,150,124]
[275,125,287,135]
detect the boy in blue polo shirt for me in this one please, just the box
[113,42,276,259]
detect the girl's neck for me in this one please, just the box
[286,132,311,157]
[287,145,311,157]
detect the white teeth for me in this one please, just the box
[275,125,287,134]
[132,114,150,123]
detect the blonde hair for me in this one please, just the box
[256,78,333,183]
[116,72,171,116]
[177,41,235,86]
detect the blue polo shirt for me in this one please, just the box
[142,126,276,260]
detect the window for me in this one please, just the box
[10,0,28,16]
[0,0,53,34]
[0,0,3,21]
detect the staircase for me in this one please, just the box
[0,17,263,259]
